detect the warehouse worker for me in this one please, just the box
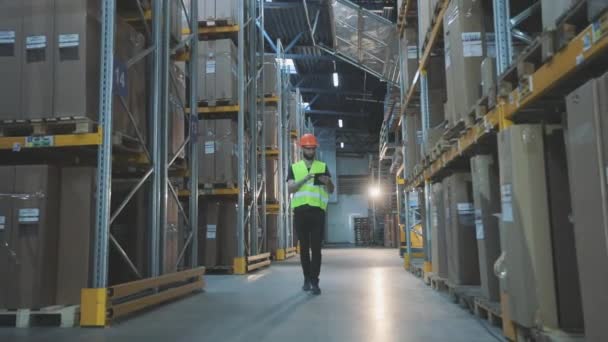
[287,133,334,295]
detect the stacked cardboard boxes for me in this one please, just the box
[197,119,238,185]
[197,39,237,105]
[0,1,148,138]
[197,0,237,24]
[430,182,448,279]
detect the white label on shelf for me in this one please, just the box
[0,31,15,44]
[204,141,215,154]
[207,224,217,239]
[19,208,40,223]
[26,35,47,50]
[0,216,5,231]
[58,34,80,48]
[462,32,483,57]
[501,184,514,222]
[206,60,216,74]
[445,40,452,69]
[407,45,418,59]
[475,209,484,240]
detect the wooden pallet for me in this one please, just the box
[0,117,96,137]
[198,99,238,108]
[474,297,503,328]
[199,18,236,28]
[205,266,234,274]
[428,274,448,292]
[0,305,79,328]
[200,182,237,190]
[446,284,483,313]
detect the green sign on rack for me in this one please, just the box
[25,135,54,148]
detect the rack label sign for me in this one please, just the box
[205,141,215,154]
[26,35,47,50]
[0,216,5,230]
[207,224,217,239]
[25,135,54,148]
[0,31,15,44]
[462,32,483,57]
[19,208,40,223]
[114,59,128,97]
[206,60,216,74]
[501,184,514,222]
[475,209,484,240]
[59,34,80,48]
[407,45,418,59]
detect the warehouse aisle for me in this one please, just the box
[1,249,503,342]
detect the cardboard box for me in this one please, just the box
[541,0,577,30]
[263,54,278,95]
[443,172,480,286]
[199,200,220,267]
[0,1,24,120]
[264,109,279,148]
[219,199,238,266]
[431,182,448,279]
[480,57,496,98]
[197,0,236,22]
[198,119,216,184]
[0,166,16,308]
[443,0,489,125]
[565,75,608,339]
[266,159,279,203]
[57,167,96,305]
[22,0,55,120]
[197,39,237,104]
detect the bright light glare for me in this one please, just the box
[369,186,381,198]
[340,142,344,149]
[332,72,339,87]
[338,119,343,128]
[275,58,297,74]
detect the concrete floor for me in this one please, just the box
[0,248,503,342]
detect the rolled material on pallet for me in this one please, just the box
[470,155,501,303]
[497,124,559,330]
[443,172,479,286]
[566,75,608,340]
[430,182,448,279]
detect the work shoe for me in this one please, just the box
[311,284,321,295]
[302,279,312,291]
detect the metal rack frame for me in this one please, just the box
[92,0,200,288]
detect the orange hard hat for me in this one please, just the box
[299,133,318,148]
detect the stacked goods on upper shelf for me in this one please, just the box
[197,119,238,185]
[541,0,579,30]
[443,0,494,130]
[197,39,237,105]
[266,158,279,203]
[401,28,418,91]
[404,111,421,179]
[588,0,608,21]
[565,73,608,341]
[424,56,447,155]
[197,0,237,25]
[430,182,448,279]
[262,54,278,96]
[417,0,442,49]
[264,109,279,149]
[0,1,149,140]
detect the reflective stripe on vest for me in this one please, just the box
[291,160,329,211]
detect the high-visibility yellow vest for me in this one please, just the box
[291,160,330,211]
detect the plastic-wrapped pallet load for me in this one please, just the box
[264,109,279,149]
[443,0,491,127]
[470,155,501,302]
[0,165,60,308]
[588,0,608,21]
[402,28,418,90]
[197,39,237,105]
[0,1,23,120]
[541,0,578,30]
[497,125,559,330]
[197,0,237,24]
[265,159,279,203]
[443,172,479,286]
[197,119,238,185]
[262,54,278,96]
[198,200,220,268]
[430,182,448,279]
[404,113,421,178]
[565,74,608,341]
[219,199,238,266]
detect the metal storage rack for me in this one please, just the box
[394,0,608,339]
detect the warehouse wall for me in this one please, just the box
[326,194,368,244]
[316,128,338,203]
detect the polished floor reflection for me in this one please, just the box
[0,248,503,342]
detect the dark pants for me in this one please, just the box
[294,206,325,285]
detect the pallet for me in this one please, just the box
[0,305,79,328]
[0,117,96,137]
[474,297,503,328]
[199,182,237,190]
[428,274,448,292]
[446,284,483,312]
[443,119,466,141]
[198,18,236,28]
[198,99,238,108]
[112,132,144,152]
[205,266,234,274]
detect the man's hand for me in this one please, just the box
[317,175,330,185]
[305,173,315,182]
